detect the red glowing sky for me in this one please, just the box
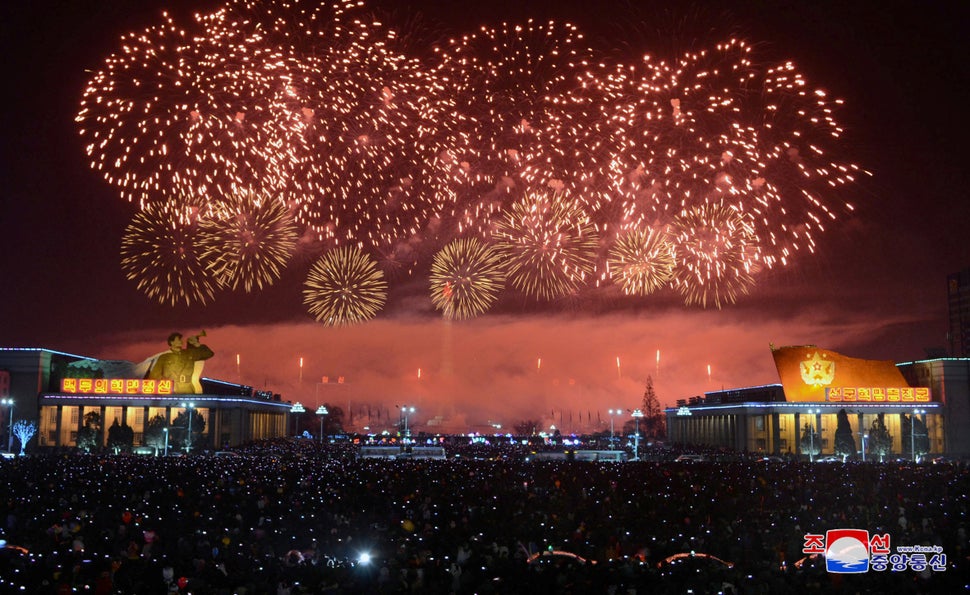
[1,1,968,432]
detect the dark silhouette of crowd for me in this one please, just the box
[1,438,967,594]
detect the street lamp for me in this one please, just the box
[1,398,13,453]
[631,409,644,460]
[398,406,415,441]
[912,408,926,463]
[807,408,821,462]
[181,402,196,453]
[162,427,169,457]
[290,402,305,437]
[861,433,868,463]
[316,405,329,444]
[608,409,621,450]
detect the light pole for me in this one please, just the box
[631,409,644,460]
[181,402,196,453]
[861,432,868,463]
[807,408,820,462]
[163,427,169,457]
[912,408,926,463]
[608,409,621,450]
[1,398,13,453]
[399,406,415,441]
[290,402,305,437]
[316,405,329,444]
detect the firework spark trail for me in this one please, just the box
[303,245,388,325]
[120,202,221,307]
[429,238,507,320]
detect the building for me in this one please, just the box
[948,268,970,357]
[665,346,968,458]
[0,347,292,452]
[898,356,970,456]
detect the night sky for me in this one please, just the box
[1,1,968,431]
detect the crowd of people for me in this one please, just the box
[1,438,967,594]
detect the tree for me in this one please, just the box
[172,410,206,452]
[868,414,893,462]
[833,409,856,461]
[902,414,931,461]
[76,410,102,453]
[319,404,346,435]
[513,420,541,436]
[621,418,640,445]
[799,422,821,459]
[106,419,134,454]
[143,414,169,454]
[12,420,37,455]
[640,376,666,439]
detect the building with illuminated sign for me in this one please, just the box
[665,346,970,458]
[0,347,292,451]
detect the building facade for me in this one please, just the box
[948,268,970,357]
[0,347,292,452]
[666,346,964,459]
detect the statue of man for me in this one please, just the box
[147,332,214,394]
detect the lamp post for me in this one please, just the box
[163,427,169,457]
[608,409,621,450]
[316,405,329,444]
[631,409,644,460]
[807,408,820,462]
[861,433,868,463]
[912,408,926,463]
[399,406,415,441]
[1,398,13,453]
[290,402,305,437]
[181,402,196,453]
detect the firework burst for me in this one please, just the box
[83,3,864,313]
[492,190,598,301]
[598,39,860,265]
[669,200,757,309]
[432,19,612,234]
[76,8,307,211]
[429,238,507,320]
[199,192,299,292]
[120,202,220,307]
[607,227,675,296]
[303,246,388,325]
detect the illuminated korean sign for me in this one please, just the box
[61,378,174,395]
[826,387,930,402]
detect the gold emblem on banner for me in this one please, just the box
[800,351,835,387]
